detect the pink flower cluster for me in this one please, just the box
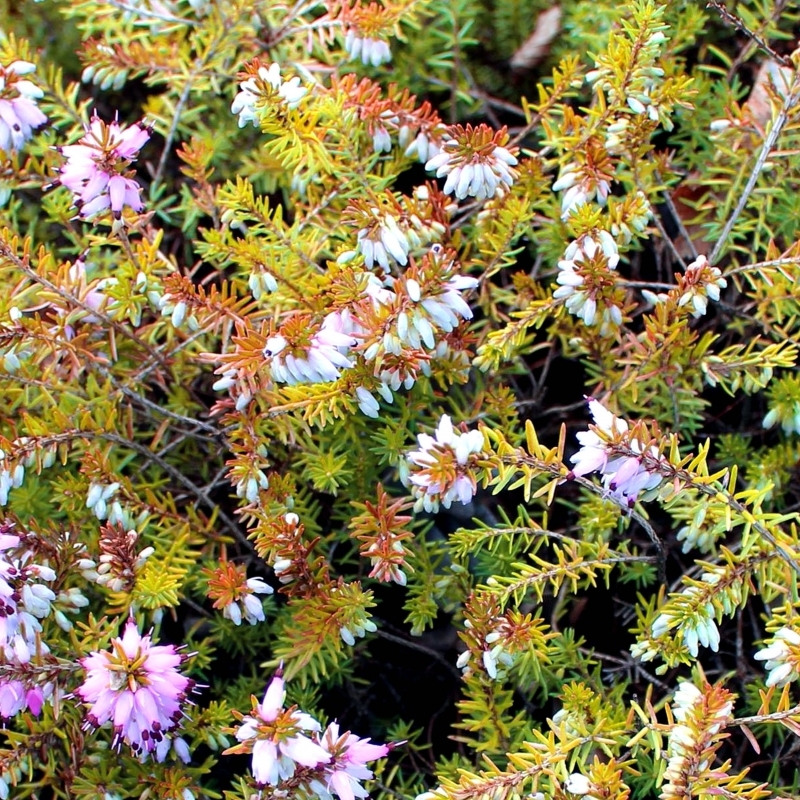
[76,618,194,761]
[406,415,485,512]
[230,673,389,799]
[57,114,150,219]
[569,398,665,507]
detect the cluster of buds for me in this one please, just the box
[406,415,485,512]
[754,626,800,687]
[0,58,47,154]
[568,398,668,507]
[231,458,270,506]
[231,61,308,128]
[341,190,451,272]
[647,568,743,659]
[255,512,329,594]
[78,523,154,593]
[661,682,733,800]
[0,524,72,722]
[56,114,150,220]
[456,601,553,680]
[0,531,62,723]
[554,232,624,331]
[212,367,255,412]
[227,672,389,796]
[248,269,279,300]
[674,499,720,554]
[157,291,200,331]
[77,617,195,761]
[425,124,518,201]
[205,560,273,626]
[586,28,671,128]
[456,618,515,680]
[352,487,414,587]
[564,773,598,798]
[0,449,26,506]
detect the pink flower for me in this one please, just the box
[76,618,194,760]
[0,60,47,153]
[57,114,150,219]
[232,673,330,786]
[0,680,45,718]
[317,722,389,800]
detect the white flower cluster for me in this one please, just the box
[400,126,441,164]
[86,482,121,521]
[231,62,308,128]
[565,773,596,797]
[678,255,727,318]
[425,138,517,201]
[554,232,622,330]
[212,369,254,412]
[647,570,739,658]
[0,59,47,154]
[552,163,611,219]
[354,269,477,417]
[754,626,800,687]
[355,210,410,270]
[0,438,58,506]
[344,30,392,67]
[264,312,357,385]
[248,270,278,300]
[0,530,57,664]
[339,615,378,646]
[455,625,514,680]
[570,398,666,507]
[342,192,449,271]
[234,464,270,505]
[762,374,800,435]
[158,293,199,331]
[224,577,273,626]
[406,415,484,512]
[271,512,301,584]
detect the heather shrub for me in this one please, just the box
[0,0,799,799]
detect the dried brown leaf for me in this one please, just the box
[510,6,562,71]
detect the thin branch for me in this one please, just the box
[706,1,792,68]
[708,71,800,265]
[374,629,463,679]
[731,704,800,727]
[152,67,195,188]
[103,0,199,26]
